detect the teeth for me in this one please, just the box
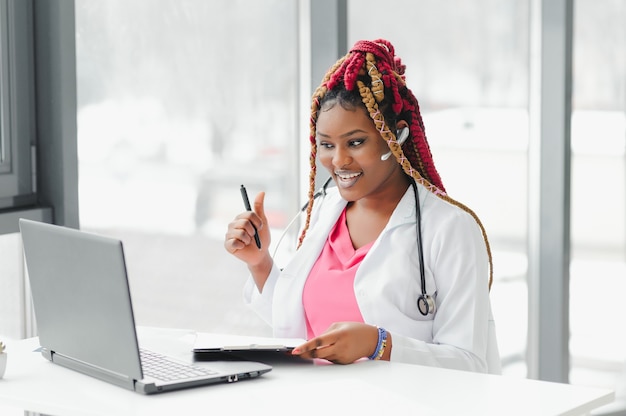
[337,172,360,180]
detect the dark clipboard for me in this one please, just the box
[192,333,308,363]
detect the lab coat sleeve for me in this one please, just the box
[242,262,281,326]
[389,208,492,373]
[241,189,345,338]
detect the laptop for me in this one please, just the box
[18,218,272,394]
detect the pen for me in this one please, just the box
[240,185,262,249]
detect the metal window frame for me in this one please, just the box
[0,0,36,210]
[0,0,78,234]
[303,0,347,193]
[0,0,10,173]
[527,0,573,383]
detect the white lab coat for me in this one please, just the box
[244,183,501,374]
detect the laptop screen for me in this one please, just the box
[20,219,143,381]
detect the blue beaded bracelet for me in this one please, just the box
[368,327,387,360]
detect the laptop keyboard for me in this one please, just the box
[140,348,218,382]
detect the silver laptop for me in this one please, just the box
[19,218,271,394]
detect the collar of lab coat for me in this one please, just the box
[294,183,422,268]
[312,183,420,232]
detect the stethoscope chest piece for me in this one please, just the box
[417,294,436,316]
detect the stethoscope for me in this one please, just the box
[273,175,435,317]
[410,179,436,316]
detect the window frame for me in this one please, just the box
[0,0,37,211]
[0,0,78,235]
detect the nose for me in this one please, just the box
[332,147,352,168]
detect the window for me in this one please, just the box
[0,0,75,339]
[0,0,36,214]
[569,0,626,390]
[75,0,299,335]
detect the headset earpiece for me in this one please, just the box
[396,127,409,145]
[381,127,410,161]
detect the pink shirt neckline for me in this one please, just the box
[302,209,373,339]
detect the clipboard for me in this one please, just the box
[192,332,308,363]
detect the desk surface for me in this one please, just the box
[0,327,615,416]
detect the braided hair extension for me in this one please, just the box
[300,39,493,289]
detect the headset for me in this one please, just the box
[272,127,435,316]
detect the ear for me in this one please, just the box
[395,120,410,144]
[396,120,409,130]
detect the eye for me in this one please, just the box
[318,141,334,149]
[348,138,365,147]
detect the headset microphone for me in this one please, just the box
[381,127,409,161]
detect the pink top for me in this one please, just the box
[302,209,373,339]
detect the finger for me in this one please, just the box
[253,191,267,229]
[224,237,243,253]
[310,344,335,361]
[297,337,324,353]
[232,212,262,236]
[233,214,262,248]
[292,337,332,359]
[240,219,259,243]
[225,220,254,245]
[291,340,317,358]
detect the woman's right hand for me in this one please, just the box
[224,191,273,290]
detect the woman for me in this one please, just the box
[224,39,500,373]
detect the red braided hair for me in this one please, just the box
[300,39,493,288]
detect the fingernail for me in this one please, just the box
[291,348,300,355]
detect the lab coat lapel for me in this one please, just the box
[272,191,347,338]
[374,185,417,236]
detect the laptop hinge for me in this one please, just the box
[48,349,137,391]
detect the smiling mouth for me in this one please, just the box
[335,171,362,188]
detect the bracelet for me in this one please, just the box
[368,327,388,360]
[376,336,387,360]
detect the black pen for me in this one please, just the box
[240,185,262,249]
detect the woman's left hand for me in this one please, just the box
[291,322,381,364]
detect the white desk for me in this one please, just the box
[0,327,614,416]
